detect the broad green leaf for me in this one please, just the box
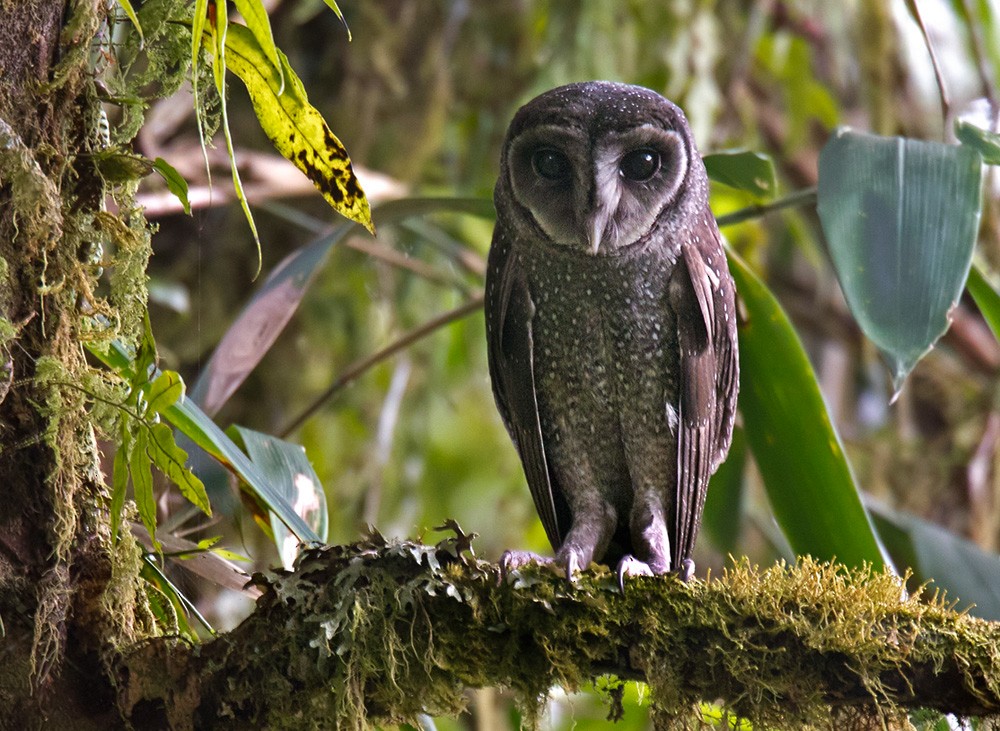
[148,422,211,516]
[110,426,129,542]
[322,0,352,41]
[152,157,191,215]
[956,119,1000,165]
[817,128,983,393]
[231,425,328,568]
[89,340,321,544]
[190,197,494,416]
[968,264,1000,342]
[702,427,745,555]
[233,0,283,94]
[727,250,888,569]
[146,370,184,414]
[703,150,777,201]
[130,428,157,549]
[116,0,144,48]
[869,500,1000,620]
[223,22,374,234]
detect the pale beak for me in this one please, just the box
[585,209,611,255]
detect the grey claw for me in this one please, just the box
[677,558,695,582]
[564,553,581,583]
[616,555,655,592]
[499,550,549,584]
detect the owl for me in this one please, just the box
[486,81,738,582]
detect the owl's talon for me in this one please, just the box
[616,555,655,592]
[677,558,695,583]
[563,552,582,583]
[499,550,550,584]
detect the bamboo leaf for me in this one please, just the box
[817,128,983,394]
[728,250,889,569]
[223,22,374,234]
[322,0,352,41]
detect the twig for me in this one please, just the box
[716,186,817,228]
[906,0,952,130]
[278,296,484,437]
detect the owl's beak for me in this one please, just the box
[585,209,611,255]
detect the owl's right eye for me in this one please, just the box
[531,148,572,181]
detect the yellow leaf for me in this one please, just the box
[223,23,374,233]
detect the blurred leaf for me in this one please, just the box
[232,0,283,93]
[817,128,983,393]
[703,427,745,555]
[231,426,328,568]
[190,197,494,416]
[141,554,210,639]
[956,119,1000,165]
[869,500,1000,620]
[116,0,144,48]
[223,22,374,234]
[968,264,1000,341]
[728,250,888,569]
[703,150,777,201]
[152,157,191,215]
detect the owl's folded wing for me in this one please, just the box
[485,229,567,550]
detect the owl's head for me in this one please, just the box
[497,81,706,256]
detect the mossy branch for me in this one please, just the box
[122,528,1000,729]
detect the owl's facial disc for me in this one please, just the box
[507,124,688,256]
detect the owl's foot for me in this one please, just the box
[677,558,695,582]
[499,550,551,583]
[615,555,656,592]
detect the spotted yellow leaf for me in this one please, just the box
[223,22,374,233]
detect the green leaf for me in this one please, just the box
[231,425,328,567]
[817,128,983,393]
[130,428,157,549]
[702,427,745,555]
[956,119,1000,165]
[703,150,778,201]
[967,264,1000,342]
[146,370,184,415]
[110,426,130,542]
[148,423,211,516]
[116,0,144,48]
[233,0,284,93]
[728,250,889,569]
[88,340,321,544]
[322,0,352,41]
[152,157,191,215]
[223,22,374,234]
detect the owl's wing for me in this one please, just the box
[669,230,739,567]
[485,229,566,549]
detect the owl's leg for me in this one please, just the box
[554,496,618,580]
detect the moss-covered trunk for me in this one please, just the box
[0,1,147,727]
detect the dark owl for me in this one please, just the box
[486,81,738,581]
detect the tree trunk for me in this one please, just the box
[0,2,145,727]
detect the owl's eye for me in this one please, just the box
[620,148,661,181]
[531,148,572,181]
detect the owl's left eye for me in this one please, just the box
[620,149,660,181]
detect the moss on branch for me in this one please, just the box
[122,527,1000,729]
